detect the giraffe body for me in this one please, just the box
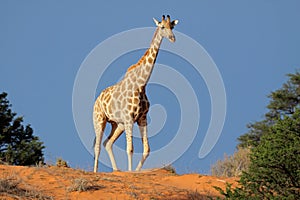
[93,15,178,172]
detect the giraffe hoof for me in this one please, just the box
[113,169,121,172]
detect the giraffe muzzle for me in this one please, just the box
[169,36,176,42]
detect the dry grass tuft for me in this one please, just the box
[0,174,53,200]
[186,190,213,200]
[162,165,177,175]
[67,178,104,192]
[0,175,20,194]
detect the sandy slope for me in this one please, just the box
[0,165,237,199]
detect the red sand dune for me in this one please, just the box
[0,165,238,199]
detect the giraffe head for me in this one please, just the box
[153,15,178,42]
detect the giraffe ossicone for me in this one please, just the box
[93,15,179,172]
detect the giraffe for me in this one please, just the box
[93,15,178,172]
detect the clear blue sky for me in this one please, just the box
[1,1,299,174]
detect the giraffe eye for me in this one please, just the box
[161,26,165,29]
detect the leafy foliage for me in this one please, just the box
[214,183,243,200]
[0,92,45,165]
[238,110,300,199]
[238,71,300,148]
[267,72,300,119]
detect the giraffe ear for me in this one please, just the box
[172,20,179,26]
[153,18,160,26]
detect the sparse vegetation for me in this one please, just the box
[0,174,53,200]
[0,174,20,194]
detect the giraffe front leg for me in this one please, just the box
[125,123,134,171]
[136,118,150,171]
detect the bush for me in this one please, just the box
[56,158,69,168]
[211,147,250,177]
[215,70,300,199]
[217,110,300,199]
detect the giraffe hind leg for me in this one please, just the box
[93,112,107,173]
[103,122,124,171]
[124,123,134,171]
[136,117,150,171]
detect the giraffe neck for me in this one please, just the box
[149,27,163,54]
[125,27,163,89]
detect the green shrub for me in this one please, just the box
[217,110,300,199]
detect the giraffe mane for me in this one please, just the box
[126,49,149,72]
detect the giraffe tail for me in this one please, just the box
[92,136,96,148]
[92,136,97,161]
